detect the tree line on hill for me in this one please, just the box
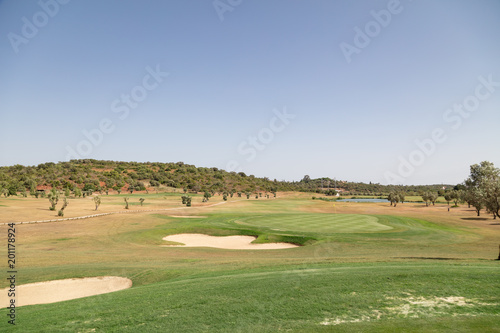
[0,160,285,197]
[0,159,449,198]
[299,175,449,196]
[0,160,498,219]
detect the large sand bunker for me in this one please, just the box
[0,276,132,307]
[162,233,298,250]
[168,215,208,218]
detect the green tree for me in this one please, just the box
[449,190,461,206]
[388,191,400,207]
[83,182,96,193]
[73,187,82,198]
[324,189,338,196]
[29,181,37,197]
[48,189,59,211]
[58,197,69,216]
[115,180,125,194]
[465,161,500,219]
[469,188,484,216]
[181,195,191,206]
[150,180,160,193]
[94,195,101,210]
[398,191,405,204]
[8,181,20,196]
[421,192,431,207]
[444,192,453,206]
[430,192,438,205]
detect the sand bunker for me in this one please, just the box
[168,215,207,218]
[0,276,132,307]
[162,233,298,250]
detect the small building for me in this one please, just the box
[36,185,52,193]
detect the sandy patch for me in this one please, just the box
[168,215,207,218]
[0,276,132,307]
[320,294,498,325]
[162,233,298,250]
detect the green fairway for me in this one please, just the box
[238,213,393,233]
[1,195,499,332]
[7,262,500,332]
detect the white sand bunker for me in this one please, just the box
[168,215,207,218]
[163,233,298,250]
[0,276,132,307]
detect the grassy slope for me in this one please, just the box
[1,194,499,331]
[7,263,500,332]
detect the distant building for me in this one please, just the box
[36,185,52,193]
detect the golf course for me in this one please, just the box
[1,191,499,332]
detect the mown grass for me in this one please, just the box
[3,263,499,332]
[238,213,392,233]
[1,194,499,331]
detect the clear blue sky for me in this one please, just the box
[1,0,499,185]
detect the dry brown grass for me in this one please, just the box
[1,192,499,287]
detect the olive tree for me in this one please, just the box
[465,161,500,219]
[94,195,101,210]
[48,189,59,211]
[58,197,69,216]
[444,192,453,206]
